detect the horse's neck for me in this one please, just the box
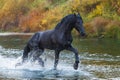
[54,20,74,40]
[57,26,73,39]
[59,23,73,32]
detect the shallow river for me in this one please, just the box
[0,33,120,80]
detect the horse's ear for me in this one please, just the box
[74,13,77,16]
[78,13,80,16]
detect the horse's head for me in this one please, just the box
[74,13,86,37]
[55,13,86,37]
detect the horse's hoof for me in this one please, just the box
[73,63,78,70]
[73,61,79,70]
[53,67,57,70]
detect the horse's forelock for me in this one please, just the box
[76,14,83,23]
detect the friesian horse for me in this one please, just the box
[17,13,86,70]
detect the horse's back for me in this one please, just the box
[29,30,52,41]
[39,30,57,49]
[29,30,56,49]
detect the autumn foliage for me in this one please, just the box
[0,0,120,39]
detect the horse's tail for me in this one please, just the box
[22,45,30,62]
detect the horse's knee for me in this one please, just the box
[28,48,44,63]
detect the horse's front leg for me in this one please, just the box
[54,50,60,70]
[66,45,79,70]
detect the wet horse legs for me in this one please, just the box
[66,45,79,70]
[29,49,44,67]
[54,50,60,70]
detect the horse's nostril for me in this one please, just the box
[67,41,71,44]
[81,32,86,36]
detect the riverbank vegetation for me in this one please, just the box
[0,0,120,39]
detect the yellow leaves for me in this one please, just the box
[72,0,80,9]
[2,0,16,11]
[0,0,120,33]
[0,0,5,9]
[96,4,103,15]
[41,19,47,25]
[69,0,81,13]
[88,3,103,18]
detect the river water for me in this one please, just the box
[0,33,120,80]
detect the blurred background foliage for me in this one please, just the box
[0,0,120,39]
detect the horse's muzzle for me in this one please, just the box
[80,32,86,37]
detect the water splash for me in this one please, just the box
[0,46,93,79]
[0,46,120,79]
[0,55,92,79]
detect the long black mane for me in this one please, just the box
[55,14,75,30]
[55,14,83,30]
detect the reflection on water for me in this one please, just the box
[0,34,120,80]
[73,37,120,56]
[0,35,31,49]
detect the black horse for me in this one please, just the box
[19,13,86,70]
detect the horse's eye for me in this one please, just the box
[76,21,80,24]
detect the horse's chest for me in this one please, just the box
[60,34,73,45]
[64,33,72,40]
